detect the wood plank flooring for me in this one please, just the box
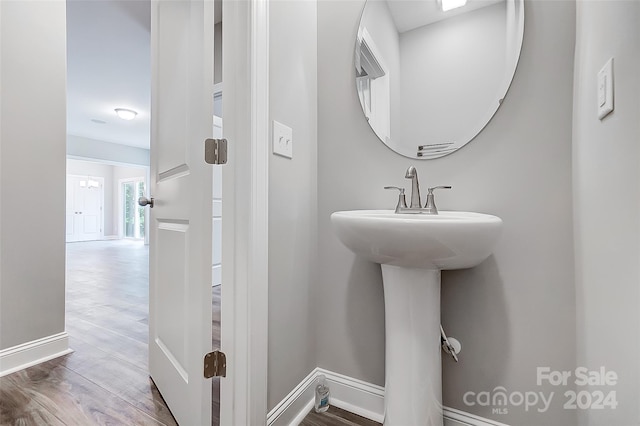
[0,240,221,426]
[300,406,381,426]
[0,240,371,426]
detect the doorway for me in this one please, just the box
[119,177,146,240]
[66,174,104,243]
[65,0,222,422]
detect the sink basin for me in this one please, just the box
[331,209,503,425]
[331,210,503,270]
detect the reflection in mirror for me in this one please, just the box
[355,0,524,159]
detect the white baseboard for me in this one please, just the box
[319,368,385,423]
[267,368,319,426]
[267,368,509,426]
[443,407,511,426]
[103,235,119,240]
[0,332,72,377]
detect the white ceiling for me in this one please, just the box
[386,0,504,34]
[66,0,151,149]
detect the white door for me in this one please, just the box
[66,175,103,242]
[147,0,214,424]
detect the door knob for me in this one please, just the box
[138,197,154,208]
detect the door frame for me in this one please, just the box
[220,0,269,424]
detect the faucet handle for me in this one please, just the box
[384,186,408,213]
[424,186,452,215]
[427,186,452,192]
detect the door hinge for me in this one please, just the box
[204,138,228,165]
[204,350,226,378]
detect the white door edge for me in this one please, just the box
[220,0,269,424]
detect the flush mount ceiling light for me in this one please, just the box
[114,108,138,120]
[440,0,467,12]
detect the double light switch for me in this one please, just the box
[273,120,293,159]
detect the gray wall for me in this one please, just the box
[573,1,640,425]
[268,0,318,411]
[317,1,577,425]
[0,1,67,350]
[399,2,506,147]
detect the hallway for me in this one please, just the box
[1,240,220,425]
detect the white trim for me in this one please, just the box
[320,368,385,423]
[267,369,319,426]
[248,0,270,423]
[219,0,269,424]
[0,332,72,377]
[267,368,510,426]
[443,407,511,426]
[267,368,384,426]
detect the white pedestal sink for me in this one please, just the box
[331,210,502,426]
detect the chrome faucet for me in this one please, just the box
[384,166,451,215]
[405,166,421,208]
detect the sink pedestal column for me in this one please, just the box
[381,265,443,426]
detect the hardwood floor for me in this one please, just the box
[0,240,371,426]
[300,406,381,426]
[0,240,221,426]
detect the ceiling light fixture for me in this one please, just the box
[440,0,467,12]
[115,108,138,120]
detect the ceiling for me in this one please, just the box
[66,0,152,149]
[386,0,504,34]
[67,0,222,150]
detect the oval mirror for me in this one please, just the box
[355,0,524,159]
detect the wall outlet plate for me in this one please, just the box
[273,120,293,159]
[597,58,614,120]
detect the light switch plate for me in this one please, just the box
[597,58,614,120]
[273,120,293,159]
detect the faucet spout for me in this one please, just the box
[405,166,421,208]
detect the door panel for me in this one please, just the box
[156,222,189,374]
[66,174,103,242]
[156,1,189,174]
[148,0,214,424]
[81,177,102,240]
[82,216,99,234]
